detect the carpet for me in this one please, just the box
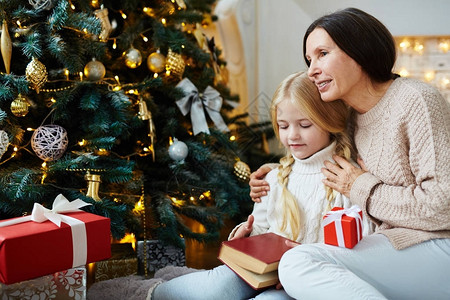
[87,266,201,300]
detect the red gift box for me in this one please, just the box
[323,206,363,249]
[0,197,111,284]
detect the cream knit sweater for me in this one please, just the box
[350,77,450,250]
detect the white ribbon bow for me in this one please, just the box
[176,78,229,135]
[322,205,362,247]
[0,194,92,268]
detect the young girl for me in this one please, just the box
[150,71,370,300]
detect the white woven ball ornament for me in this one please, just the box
[29,0,55,10]
[168,138,188,161]
[31,125,68,161]
[0,130,9,159]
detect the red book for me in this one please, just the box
[218,232,293,289]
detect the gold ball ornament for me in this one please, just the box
[166,48,185,78]
[124,48,142,69]
[10,94,30,117]
[31,125,68,161]
[26,57,48,93]
[234,160,251,182]
[84,59,106,81]
[147,52,166,73]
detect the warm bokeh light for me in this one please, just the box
[398,68,410,77]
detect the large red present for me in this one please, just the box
[323,206,363,249]
[0,194,111,284]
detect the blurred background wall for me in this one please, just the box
[214,0,450,153]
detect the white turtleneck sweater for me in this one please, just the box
[231,142,371,243]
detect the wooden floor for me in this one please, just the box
[184,218,238,270]
[185,238,222,269]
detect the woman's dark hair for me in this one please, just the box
[303,8,397,82]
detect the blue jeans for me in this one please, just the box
[152,264,293,300]
[279,234,450,299]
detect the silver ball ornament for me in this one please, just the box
[168,138,188,161]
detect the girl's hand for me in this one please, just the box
[249,165,272,202]
[321,155,366,198]
[229,215,254,240]
[285,239,300,248]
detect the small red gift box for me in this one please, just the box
[0,195,111,284]
[323,206,363,249]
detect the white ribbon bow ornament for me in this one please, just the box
[176,78,229,135]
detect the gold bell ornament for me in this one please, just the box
[26,57,48,93]
[85,172,102,201]
[1,20,12,74]
[165,48,185,78]
[94,6,112,42]
[10,94,30,117]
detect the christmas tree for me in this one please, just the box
[0,0,273,248]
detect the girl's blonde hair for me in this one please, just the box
[270,72,353,241]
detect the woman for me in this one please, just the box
[250,8,450,299]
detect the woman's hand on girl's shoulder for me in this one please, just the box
[249,164,274,202]
[321,155,366,197]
